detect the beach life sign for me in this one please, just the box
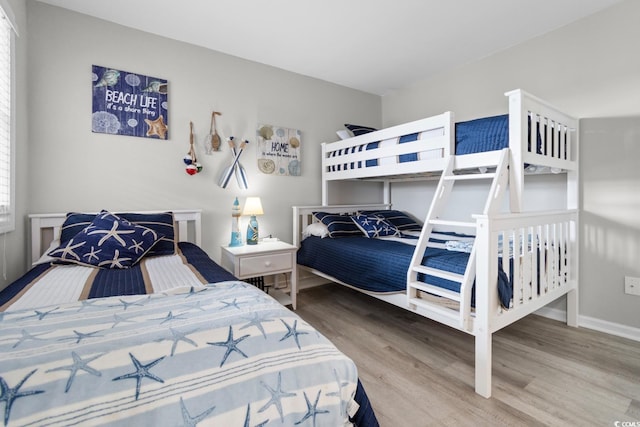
[256,124,301,176]
[92,65,169,139]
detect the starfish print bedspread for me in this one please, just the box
[0,282,359,426]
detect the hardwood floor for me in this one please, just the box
[294,283,640,427]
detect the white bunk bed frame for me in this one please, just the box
[29,209,202,265]
[292,89,579,398]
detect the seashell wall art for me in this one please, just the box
[92,65,169,140]
[256,124,301,176]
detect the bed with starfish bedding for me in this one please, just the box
[0,210,377,426]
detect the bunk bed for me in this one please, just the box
[0,210,378,426]
[293,89,579,398]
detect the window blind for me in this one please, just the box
[0,9,12,233]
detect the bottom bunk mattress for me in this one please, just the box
[0,242,239,311]
[297,235,512,307]
[0,281,378,426]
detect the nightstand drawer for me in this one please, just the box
[239,252,292,277]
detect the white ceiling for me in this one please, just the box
[37,0,622,96]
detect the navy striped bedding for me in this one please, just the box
[0,242,238,308]
[297,235,512,308]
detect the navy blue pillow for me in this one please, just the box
[313,212,363,238]
[49,211,161,269]
[345,123,377,136]
[59,213,97,244]
[351,214,400,238]
[117,212,177,256]
[359,210,422,232]
[59,211,176,257]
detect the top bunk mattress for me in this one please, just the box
[328,114,551,172]
[328,114,513,171]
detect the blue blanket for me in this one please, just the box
[297,236,512,307]
[331,114,546,172]
[364,114,511,165]
[298,236,413,293]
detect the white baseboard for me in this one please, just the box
[535,307,640,342]
[578,314,640,342]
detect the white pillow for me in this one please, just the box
[336,130,351,140]
[302,222,330,239]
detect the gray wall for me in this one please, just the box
[580,117,640,328]
[9,1,639,331]
[381,0,640,329]
[24,1,380,268]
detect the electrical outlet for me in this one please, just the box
[625,276,640,296]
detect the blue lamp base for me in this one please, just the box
[246,215,259,245]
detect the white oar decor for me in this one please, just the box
[218,139,248,188]
[230,138,249,189]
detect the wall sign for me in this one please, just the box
[92,65,169,139]
[256,124,301,176]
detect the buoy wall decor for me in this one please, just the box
[184,121,202,175]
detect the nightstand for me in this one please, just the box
[220,241,298,309]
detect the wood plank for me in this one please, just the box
[295,283,640,426]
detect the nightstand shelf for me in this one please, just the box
[221,241,297,309]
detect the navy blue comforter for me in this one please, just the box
[297,236,512,307]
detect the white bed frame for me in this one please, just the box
[320,89,578,211]
[29,209,202,265]
[293,89,579,398]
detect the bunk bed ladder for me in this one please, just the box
[407,148,510,331]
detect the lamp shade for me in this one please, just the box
[242,197,264,216]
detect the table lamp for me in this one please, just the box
[243,197,264,245]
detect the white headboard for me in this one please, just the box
[28,209,202,265]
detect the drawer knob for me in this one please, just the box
[264,261,272,267]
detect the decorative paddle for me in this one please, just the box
[210,111,222,152]
[218,139,248,188]
[230,137,249,189]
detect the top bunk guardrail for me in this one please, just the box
[322,112,453,182]
[321,89,578,184]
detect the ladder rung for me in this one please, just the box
[428,219,476,228]
[411,265,464,283]
[407,297,460,323]
[406,154,507,321]
[443,172,496,181]
[409,281,461,301]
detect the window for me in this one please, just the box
[0,2,14,233]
